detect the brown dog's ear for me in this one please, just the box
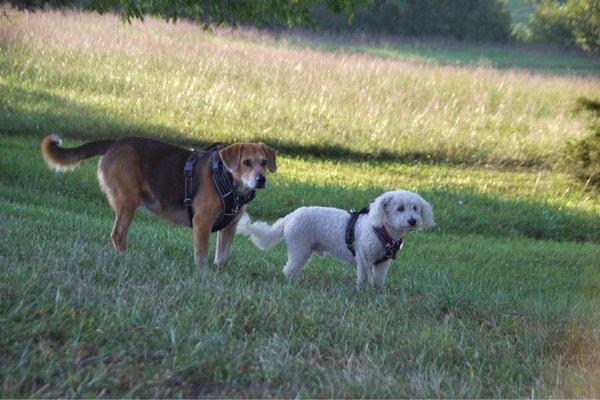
[220,143,243,172]
[261,143,278,173]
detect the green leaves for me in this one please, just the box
[527,0,600,52]
[9,0,362,28]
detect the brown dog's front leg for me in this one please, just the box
[214,220,238,268]
[193,214,212,269]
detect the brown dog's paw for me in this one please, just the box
[195,255,208,269]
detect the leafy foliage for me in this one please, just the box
[309,0,512,41]
[526,0,600,52]
[5,0,360,27]
[562,97,600,187]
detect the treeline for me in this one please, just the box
[518,0,599,52]
[5,0,599,51]
[307,0,598,52]
[308,0,511,41]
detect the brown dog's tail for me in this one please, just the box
[41,135,115,172]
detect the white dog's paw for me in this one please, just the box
[283,266,301,281]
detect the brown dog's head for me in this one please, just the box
[220,142,277,190]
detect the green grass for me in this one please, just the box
[2,11,600,169]
[1,9,600,398]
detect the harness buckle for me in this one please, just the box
[231,197,240,215]
[183,197,192,206]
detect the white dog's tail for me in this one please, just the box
[236,213,286,250]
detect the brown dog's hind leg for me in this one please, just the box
[98,146,142,252]
[110,201,138,252]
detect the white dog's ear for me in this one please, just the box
[419,197,435,229]
[369,192,392,227]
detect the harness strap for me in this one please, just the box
[373,225,403,263]
[183,146,256,232]
[184,150,200,227]
[210,155,255,231]
[344,206,403,264]
[345,207,369,257]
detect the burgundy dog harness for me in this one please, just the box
[184,146,255,232]
[345,207,403,264]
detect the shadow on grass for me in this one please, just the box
[1,84,546,169]
[256,181,600,243]
[1,86,597,242]
[2,131,599,243]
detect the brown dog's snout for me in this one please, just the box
[255,174,266,188]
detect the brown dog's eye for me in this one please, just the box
[243,159,252,167]
[397,205,405,212]
[260,159,267,167]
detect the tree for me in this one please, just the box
[562,97,600,188]
[527,0,600,52]
[6,0,362,28]
[310,0,512,41]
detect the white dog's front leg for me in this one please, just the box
[356,258,374,287]
[373,260,392,288]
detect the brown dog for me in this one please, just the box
[41,135,277,268]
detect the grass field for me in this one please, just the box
[268,29,600,75]
[1,9,600,398]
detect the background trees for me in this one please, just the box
[525,0,599,52]
[309,0,511,41]
[5,0,598,51]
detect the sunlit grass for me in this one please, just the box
[1,10,599,167]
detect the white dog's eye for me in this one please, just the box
[413,206,417,211]
[397,205,405,212]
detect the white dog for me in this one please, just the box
[236,190,434,287]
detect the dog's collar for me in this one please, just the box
[345,207,403,264]
[183,146,255,232]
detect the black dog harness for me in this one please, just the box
[345,207,403,264]
[184,147,255,232]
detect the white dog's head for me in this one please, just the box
[368,190,435,233]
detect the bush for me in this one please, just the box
[562,98,600,188]
[309,0,512,41]
[527,0,600,52]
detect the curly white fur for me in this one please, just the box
[237,190,434,287]
[237,213,287,250]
